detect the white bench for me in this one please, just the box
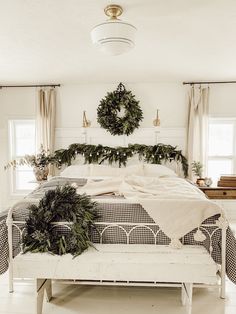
[13,244,220,314]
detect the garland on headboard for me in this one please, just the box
[53,143,188,177]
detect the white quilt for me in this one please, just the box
[77,176,224,247]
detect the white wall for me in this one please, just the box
[209,85,236,117]
[57,83,187,130]
[1,82,236,210]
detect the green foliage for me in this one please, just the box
[191,161,203,178]
[54,143,188,177]
[97,83,143,136]
[22,185,98,256]
[5,145,51,170]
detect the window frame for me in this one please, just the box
[207,117,236,180]
[8,119,36,196]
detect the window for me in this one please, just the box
[9,119,37,195]
[207,118,236,184]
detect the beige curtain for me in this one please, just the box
[187,86,209,179]
[36,88,56,154]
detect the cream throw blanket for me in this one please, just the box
[77,176,224,247]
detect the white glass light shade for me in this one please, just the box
[91,20,137,56]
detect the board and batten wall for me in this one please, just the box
[0,82,236,210]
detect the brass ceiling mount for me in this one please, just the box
[104,4,123,19]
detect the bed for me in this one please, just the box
[1,163,236,313]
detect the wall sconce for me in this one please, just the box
[153,109,160,127]
[82,111,91,128]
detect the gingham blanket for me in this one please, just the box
[78,176,223,246]
[1,177,236,285]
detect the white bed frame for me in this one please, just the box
[7,209,228,314]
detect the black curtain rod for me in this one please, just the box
[0,84,61,88]
[183,81,236,85]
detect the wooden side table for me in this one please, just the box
[199,186,236,221]
[199,186,236,199]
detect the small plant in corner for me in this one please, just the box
[4,145,54,181]
[192,161,204,186]
[4,145,50,170]
[191,161,203,178]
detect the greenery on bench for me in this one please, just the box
[22,185,98,257]
[53,143,188,177]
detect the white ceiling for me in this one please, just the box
[0,0,236,84]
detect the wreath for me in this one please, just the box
[22,185,98,257]
[97,83,143,136]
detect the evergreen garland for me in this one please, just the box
[53,143,188,177]
[22,185,98,257]
[97,83,143,136]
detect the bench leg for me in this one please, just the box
[36,279,48,314]
[181,283,193,314]
[45,279,52,302]
[181,283,186,306]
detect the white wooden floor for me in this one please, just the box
[1,271,236,314]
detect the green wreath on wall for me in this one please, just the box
[97,83,143,136]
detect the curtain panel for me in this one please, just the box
[187,86,209,179]
[36,88,56,154]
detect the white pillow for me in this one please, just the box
[90,164,144,177]
[60,165,90,178]
[90,164,122,177]
[123,164,144,176]
[143,164,177,177]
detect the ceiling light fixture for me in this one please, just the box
[91,4,137,56]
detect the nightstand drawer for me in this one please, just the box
[203,189,236,199]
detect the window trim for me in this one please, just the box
[207,117,236,180]
[8,119,36,196]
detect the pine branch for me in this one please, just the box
[22,185,98,256]
[53,143,189,177]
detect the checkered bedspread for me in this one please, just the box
[1,177,236,285]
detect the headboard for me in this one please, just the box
[55,127,186,151]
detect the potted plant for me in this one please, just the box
[191,161,205,186]
[5,146,52,181]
